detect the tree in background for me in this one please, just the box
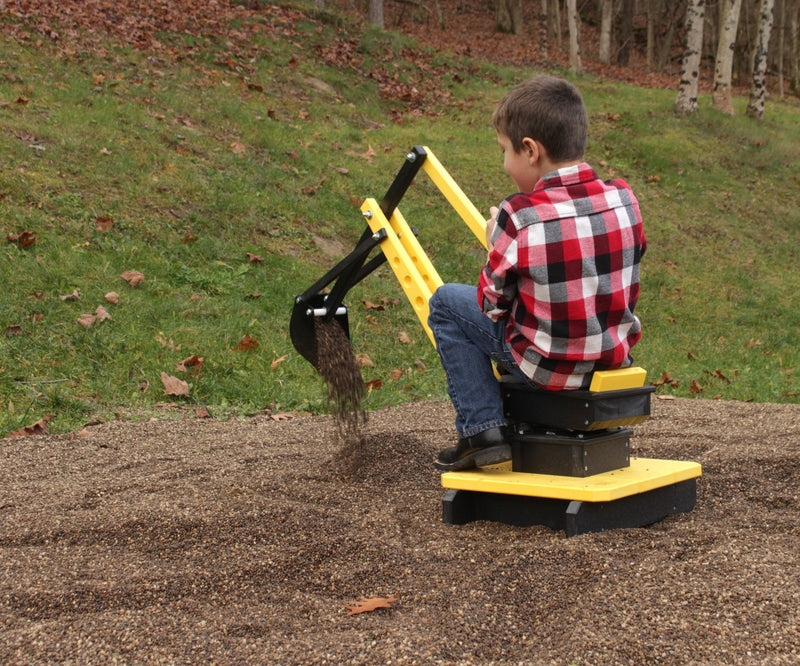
[676,0,707,115]
[616,0,635,66]
[598,0,613,65]
[713,0,744,114]
[793,0,800,92]
[496,0,523,35]
[368,0,384,28]
[747,0,776,120]
[539,0,549,60]
[566,0,582,73]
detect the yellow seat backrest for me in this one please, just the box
[589,367,647,393]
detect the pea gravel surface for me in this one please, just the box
[1,398,798,664]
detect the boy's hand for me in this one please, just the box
[485,206,499,251]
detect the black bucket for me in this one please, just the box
[290,294,350,371]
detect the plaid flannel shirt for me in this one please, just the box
[478,162,646,390]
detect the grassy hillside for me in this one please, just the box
[1,2,799,434]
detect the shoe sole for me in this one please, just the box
[434,444,511,472]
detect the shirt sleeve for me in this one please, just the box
[478,202,519,321]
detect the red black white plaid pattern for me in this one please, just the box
[479,163,646,390]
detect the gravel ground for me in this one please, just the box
[1,397,798,664]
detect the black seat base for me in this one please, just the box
[510,426,632,477]
[501,375,655,432]
[442,478,697,537]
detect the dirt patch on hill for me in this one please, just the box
[1,397,798,664]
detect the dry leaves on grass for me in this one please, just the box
[6,230,37,247]
[121,270,145,287]
[4,415,51,438]
[160,372,189,397]
[176,354,204,375]
[233,333,259,351]
[76,306,113,329]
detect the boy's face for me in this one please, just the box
[497,132,539,193]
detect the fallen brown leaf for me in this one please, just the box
[6,230,37,247]
[121,270,145,287]
[77,314,97,329]
[345,596,398,616]
[177,354,204,374]
[95,216,114,232]
[160,372,189,397]
[5,415,51,438]
[95,306,112,322]
[234,334,259,351]
[355,353,375,368]
[271,354,288,370]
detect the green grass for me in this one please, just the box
[1,4,799,434]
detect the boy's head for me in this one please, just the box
[492,75,588,162]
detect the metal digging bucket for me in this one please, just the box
[290,293,350,371]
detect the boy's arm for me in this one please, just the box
[478,205,517,321]
[485,206,499,251]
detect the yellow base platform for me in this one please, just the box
[441,457,702,503]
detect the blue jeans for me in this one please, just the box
[428,283,532,438]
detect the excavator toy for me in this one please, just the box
[291,146,701,537]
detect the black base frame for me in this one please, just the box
[441,478,697,537]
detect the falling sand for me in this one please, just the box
[314,318,368,475]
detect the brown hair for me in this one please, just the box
[492,75,588,162]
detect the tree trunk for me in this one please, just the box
[746,0,776,121]
[554,0,562,50]
[712,0,743,114]
[646,0,655,70]
[566,0,583,73]
[658,0,688,73]
[617,0,635,66]
[792,0,799,92]
[599,0,613,65]
[497,0,523,35]
[368,0,384,28]
[675,0,707,115]
[776,0,785,97]
[540,0,549,59]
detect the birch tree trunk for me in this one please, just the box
[746,0,775,121]
[675,0,707,115]
[540,0,549,60]
[599,0,613,65]
[712,0,743,114]
[368,0,384,28]
[566,0,583,73]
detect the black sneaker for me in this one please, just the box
[434,426,511,472]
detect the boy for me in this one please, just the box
[428,75,646,472]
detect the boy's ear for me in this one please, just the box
[521,137,541,164]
